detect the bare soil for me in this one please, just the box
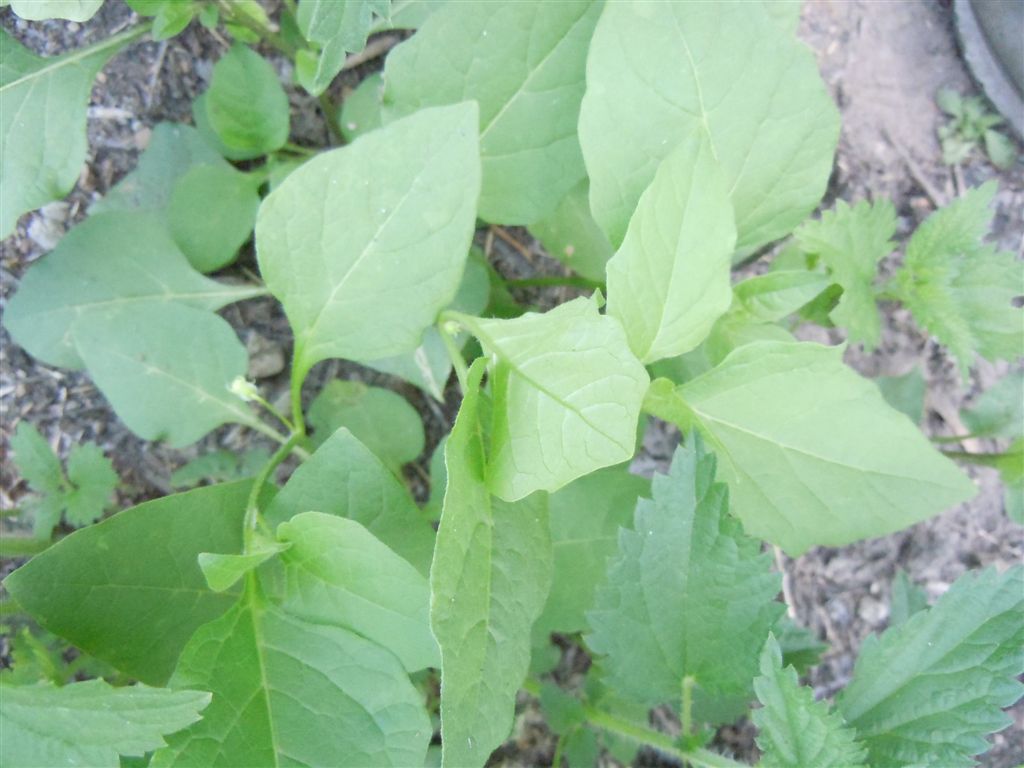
[1,1,1021,766]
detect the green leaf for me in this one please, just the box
[72,303,260,447]
[151,595,431,767]
[256,103,480,376]
[528,178,614,282]
[5,211,264,369]
[431,359,552,767]
[662,341,977,554]
[374,0,442,31]
[339,71,383,142]
[889,569,928,627]
[151,0,197,40]
[579,1,839,251]
[892,182,1024,376]
[296,0,389,96]
[752,635,867,768]
[3,482,250,684]
[63,442,118,527]
[795,199,896,348]
[586,437,783,723]
[732,271,831,323]
[534,464,649,639]
[204,44,289,158]
[456,297,649,501]
[606,134,736,362]
[0,28,141,237]
[167,164,261,273]
[962,371,1024,440]
[772,616,828,675]
[308,380,425,470]
[277,512,439,672]
[0,680,210,768]
[264,428,435,575]
[760,0,802,34]
[198,540,288,593]
[838,566,1024,767]
[383,0,601,225]
[169,447,270,489]
[8,0,103,20]
[874,367,926,425]
[984,129,1017,170]
[10,422,64,497]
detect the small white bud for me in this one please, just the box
[229,376,259,402]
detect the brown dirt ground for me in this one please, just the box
[1,1,1021,766]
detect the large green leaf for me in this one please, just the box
[151,595,431,767]
[256,103,480,378]
[296,0,389,96]
[838,566,1024,767]
[383,0,600,225]
[456,297,649,501]
[795,199,896,349]
[264,428,435,575]
[277,512,439,672]
[653,341,977,554]
[3,482,250,684]
[5,211,264,369]
[605,134,736,362]
[73,303,260,447]
[8,0,104,21]
[431,360,552,767]
[0,27,141,236]
[752,636,866,768]
[579,1,839,250]
[0,680,210,768]
[586,438,783,723]
[528,178,614,282]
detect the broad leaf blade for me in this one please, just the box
[431,360,552,767]
[586,438,783,723]
[383,0,600,225]
[256,103,481,375]
[8,0,104,21]
[0,680,210,768]
[838,566,1024,767]
[528,179,614,282]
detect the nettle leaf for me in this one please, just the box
[296,0,389,96]
[431,360,552,768]
[8,0,104,21]
[10,422,64,497]
[264,427,435,575]
[753,635,867,768]
[534,464,650,639]
[660,341,977,554]
[795,199,896,349]
[151,596,431,767]
[383,0,601,225]
[456,297,649,501]
[528,178,614,282]
[203,44,290,158]
[339,71,384,142]
[256,103,480,377]
[308,380,425,470]
[277,512,439,672]
[893,182,1024,376]
[889,569,929,627]
[0,27,140,237]
[606,134,736,363]
[579,1,839,251]
[62,442,118,527]
[4,482,250,684]
[5,211,263,369]
[73,303,261,447]
[0,680,210,768]
[838,566,1024,767]
[586,438,783,723]
[772,616,828,676]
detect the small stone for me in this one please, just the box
[858,596,888,625]
[246,333,285,379]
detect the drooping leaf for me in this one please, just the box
[652,341,978,554]
[256,103,480,377]
[308,380,425,470]
[889,569,928,627]
[892,182,1024,376]
[431,360,552,767]
[0,27,141,237]
[874,368,927,424]
[586,438,783,723]
[752,635,867,768]
[528,178,614,282]
[605,134,736,362]
[383,0,601,224]
[455,296,649,501]
[838,566,1024,768]
[0,680,210,768]
[5,211,264,369]
[73,303,260,447]
[579,1,839,251]
[277,512,439,672]
[296,0,390,96]
[962,370,1024,440]
[3,482,250,684]
[8,0,104,21]
[151,595,431,767]
[264,428,435,575]
[62,442,118,527]
[732,270,831,323]
[534,464,649,639]
[795,199,896,348]
[339,71,384,142]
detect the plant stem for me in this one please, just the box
[216,0,295,57]
[282,141,318,156]
[438,321,470,394]
[940,449,1013,468]
[505,275,605,291]
[0,536,51,558]
[680,675,696,738]
[243,432,302,552]
[318,92,345,144]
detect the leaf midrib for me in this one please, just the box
[1,27,145,94]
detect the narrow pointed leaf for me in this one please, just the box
[296,0,389,95]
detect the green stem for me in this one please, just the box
[681,676,696,738]
[243,432,302,552]
[0,536,51,558]
[318,92,344,144]
[438,321,470,394]
[217,0,295,56]
[931,432,989,445]
[290,363,308,439]
[282,141,318,156]
[940,449,1013,468]
[504,275,605,291]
